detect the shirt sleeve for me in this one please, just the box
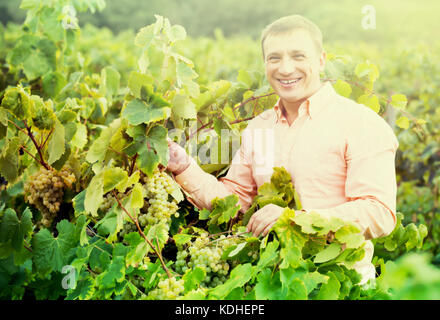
[174,128,258,212]
[304,110,399,240]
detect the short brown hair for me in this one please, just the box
[261,15,323,59]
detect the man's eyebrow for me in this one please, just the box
[266,49,306,56]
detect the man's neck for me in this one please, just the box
[280,81,324,125]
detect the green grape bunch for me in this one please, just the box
[175,232,239,288]
[148,276,185,300]
[140,170,180,227]
[24,166,76,227]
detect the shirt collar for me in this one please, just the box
[273,81,336,123]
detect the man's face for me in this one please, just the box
[263,29,326,108]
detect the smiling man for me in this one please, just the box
[167,15,399,285]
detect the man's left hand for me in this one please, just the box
[246,204,285,237]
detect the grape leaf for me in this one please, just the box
[96,256,125,289]
[0,208,33,251]
[314,243,342,263]
[209,263,253,299]
[66,276,95,300]
[32,220,78,275]
[315,271,341,300]
[122,99,170,126]
[86,118,123,164]
[47,119,65,165]
[183,267,205,292]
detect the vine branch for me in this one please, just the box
[112,190,172,279]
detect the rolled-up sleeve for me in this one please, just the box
[174,127,258,212]
[306,109,399,240]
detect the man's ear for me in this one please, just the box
[319,51,327,73]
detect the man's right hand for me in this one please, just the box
[167,138,191,175]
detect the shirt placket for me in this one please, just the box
[281,109,309,176]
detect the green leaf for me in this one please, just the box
[128,72,155,99]
[99,66,120,99]
[122,99,171,126]
[314,243,342,263]
[66,276,95,300]
[169,25,186,42]
[97,256,125,289]
[125,232,149,267]
[390,94,407,109]
[255,268,283,300]
[207,194,240,226]
[0,137,20,183]
[103,167,129,194]
[96,205,124,243]
[0,86,34,120]
[183,267,205,292]
[358,94,380,113]
[354,61,379,83]
[134,25,155,48]
[72,190,86,217]
[228,242,247,258]
[256,239,279,272]
[335,225,364,249]
[86,118,123,163]
[333,79,352,98]
[0,208,33,251]
[8,35,57,80]
[146,222,169,250]
[396,116,410,129]
[85,171,104,217]
[172,94,197,119]
[42,72,66,98]
[315,271,340,300]
[173,234,193,246]
[47,119,65,165]
[71,122,87,150]
[209,263,253,299]
[274,208,307,251]
[32,220,78,275]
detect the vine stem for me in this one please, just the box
[128,153,138,176]
[40,127,54,150]
[112,190,172,279]
[187,92,275,141]
[19,145,38,162]
[23,120,51,170]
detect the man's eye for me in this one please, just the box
[294,54,305,58]
[269,56,280,61]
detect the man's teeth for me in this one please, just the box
[279,79,300,84]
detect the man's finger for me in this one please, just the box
[261,221,276,237]
[252,218,270,238]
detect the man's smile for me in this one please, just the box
[278,77,302,87]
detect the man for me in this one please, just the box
[167,15,399,285]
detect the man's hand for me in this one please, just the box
[167,138,191,175]
[246,204,285,238]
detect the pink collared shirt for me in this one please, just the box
[175,81,399,283]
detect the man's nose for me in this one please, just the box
[278,57,296,75]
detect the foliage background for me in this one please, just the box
[0,0,439,300]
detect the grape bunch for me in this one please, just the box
[148,276,185,300]
[24,166,75,227]
[174,232,240,288]
[140,170,180,227]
